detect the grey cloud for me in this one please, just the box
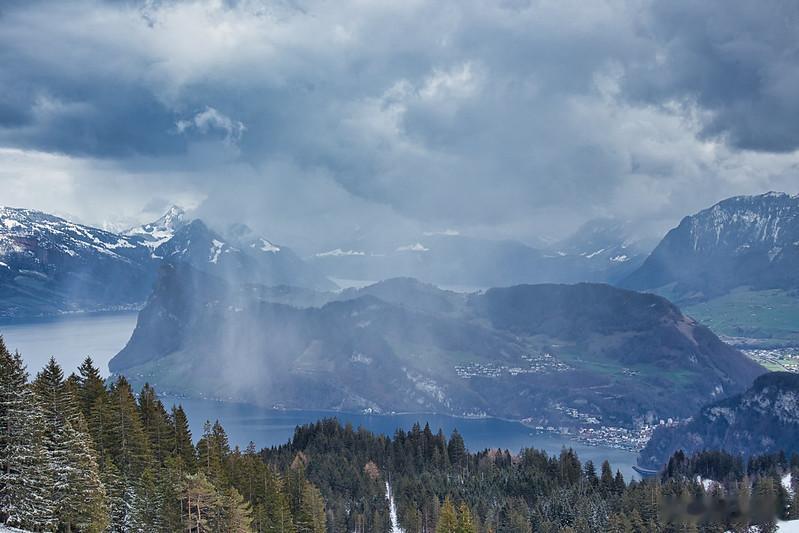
[625,0,799,152]
[0,0,797,252]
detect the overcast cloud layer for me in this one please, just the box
[1,0,798,252]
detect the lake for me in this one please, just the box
[0,311,140,376]
[3,312,640,480]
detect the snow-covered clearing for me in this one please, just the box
[385,481,405,533]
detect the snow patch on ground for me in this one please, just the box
[778,520,799,532]
[385,482,405,533]
[695,475,718,492]
[0,526,34,532]
[783,472,794,497]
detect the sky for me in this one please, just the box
[1,0,798,254]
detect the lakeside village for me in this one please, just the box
[522,403,681,452]
[743,346,799,373]
[453,353,682,451]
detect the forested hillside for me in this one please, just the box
[0,339,794,532]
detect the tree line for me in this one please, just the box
[1,338,795,532]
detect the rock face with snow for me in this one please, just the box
[123,205,187,251]
[640,372,799,469]
[623,192,799,301]
[0,206,334,319]
[110,267,763,426]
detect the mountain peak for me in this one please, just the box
[125,205,190,251]
[153,205,186,228]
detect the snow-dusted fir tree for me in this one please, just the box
[0,340,56,531]
[33,357,108,532]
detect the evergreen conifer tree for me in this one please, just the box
[0,344,56,531]
[436,497,458,533]
[295,481,326,533]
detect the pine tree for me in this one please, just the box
[107,376,152,477]
[436,497,458,533]
[262,467,295,533]
[62,419,109,532]
[456,501,477,533]
[0,343,56,531]
[181,472,221,533]
[77,357,106,420]
[197,420,228,488]
[295,481,326,533]
[172,405,197,472]
[217,486,254,532]
[128,466,163,532]
[101,456,127,533]
[138,384,175,467]
[33,357,108,532]
[448,430,467,470]
[600,460,614,495]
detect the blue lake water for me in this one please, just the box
[3,312,640,480]
[0,311,139,376]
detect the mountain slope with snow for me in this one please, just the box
[123,205,187,252]
[0,206,335,318]
[624,192,799,301]
[154,220,335,291]
[0,207,158,318]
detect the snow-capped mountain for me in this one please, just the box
[0,207,158,318]
[0,206,335,318]
[153,219,335,291]
[123,205,187,252]
[623,192,799,300]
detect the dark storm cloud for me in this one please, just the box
[0,0,797,250]
[626,0,799,152]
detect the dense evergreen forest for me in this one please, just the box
[0,339,794,532]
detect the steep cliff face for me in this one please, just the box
[624,192,799,301]
[640,372,799,468]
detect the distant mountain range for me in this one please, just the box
[623,192,799,302]
[0,206,333,319]
[109,264,763,427]
[310,218,652,288]
[639,372,799,469]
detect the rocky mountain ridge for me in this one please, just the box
[624,192,799,301]
[640,372,799,468]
